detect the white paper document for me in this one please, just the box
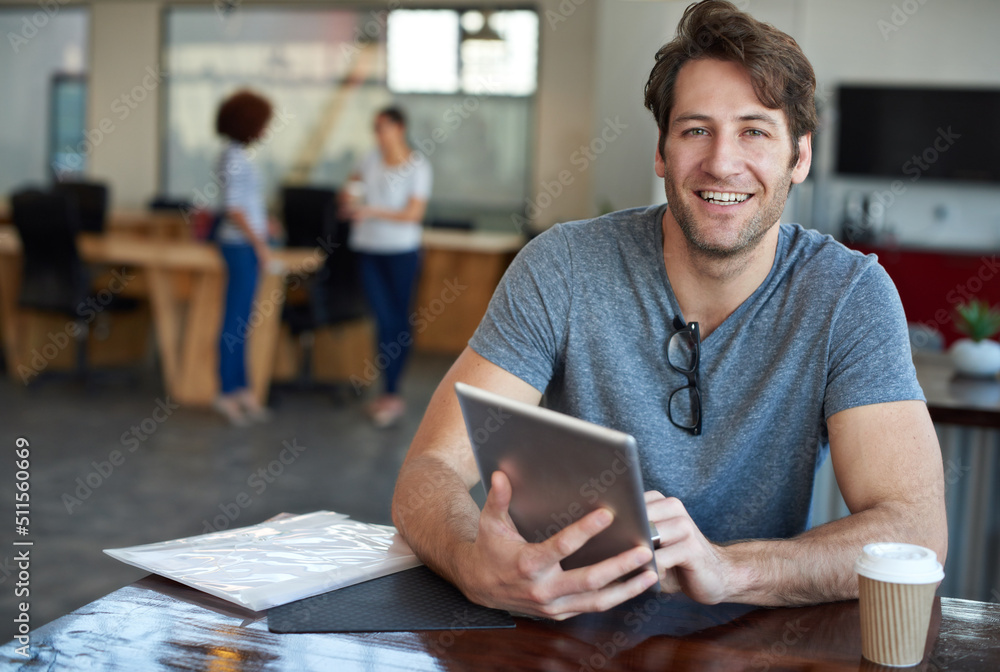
[104,511,422,611]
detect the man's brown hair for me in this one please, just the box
[216,90,273,145]
[644,0,817,165]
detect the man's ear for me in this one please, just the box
[791,132,812,184]
[654,131,666,178]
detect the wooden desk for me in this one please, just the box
[0,206,189,239]
[2,574,997,670]
[0,225,322,406]
[914,351,1000,429]
[414,229,524,353]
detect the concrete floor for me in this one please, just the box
[0,352,456,640]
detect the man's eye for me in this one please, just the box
[685,128,708,136]
[745,129,765,137]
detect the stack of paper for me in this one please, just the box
[104,511,422,611]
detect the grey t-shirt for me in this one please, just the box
[469,204,924,543]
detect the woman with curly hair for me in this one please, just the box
[213,89,274,426]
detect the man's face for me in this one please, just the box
[655,59,811,259]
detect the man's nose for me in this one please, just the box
[700,135,745,181]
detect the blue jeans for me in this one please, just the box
[358,250,421,395]
[219,243,258,394]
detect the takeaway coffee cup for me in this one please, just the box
[855,543,944,667]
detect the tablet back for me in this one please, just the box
[455,382,657,575]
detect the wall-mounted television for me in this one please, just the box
[835,85,1000,183]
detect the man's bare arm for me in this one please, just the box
[648,399,947,606]
[392,347,659,618]
[392,347,533,583]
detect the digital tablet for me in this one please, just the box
[455,382,659,583]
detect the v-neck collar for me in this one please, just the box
[651,204,788,350]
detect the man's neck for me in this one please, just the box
[661,212,781,339]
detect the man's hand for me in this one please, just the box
[646,491,735,604]
[456,471,659,620]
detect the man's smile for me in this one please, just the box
[697,190,753,205]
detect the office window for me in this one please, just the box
[162,6,537,228]
[0,8,88,197]
[387,9,538,96]
[50,74,88,180]
[387,10,459,94]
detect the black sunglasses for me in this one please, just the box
[666,316,702,436]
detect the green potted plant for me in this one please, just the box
[951,299,1000,378]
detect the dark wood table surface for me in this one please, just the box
[3,573,998,671]
[914,352,1000,428]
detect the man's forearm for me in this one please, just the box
[723,500,947,606]
[391,454,481,588]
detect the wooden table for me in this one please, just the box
[0,224,322,406]
[2,573,997,670]
[914,351,1000,428]
[414,229,524,353]
[0,206,190,239]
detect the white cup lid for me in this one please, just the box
[855,543,944,584]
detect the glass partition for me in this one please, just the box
[0,7,88,197]
[162,6,537,230]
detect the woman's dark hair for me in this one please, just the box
[644,0,817,165]
[216,90,273,144]
[376,106,407,129]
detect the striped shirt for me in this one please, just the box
[216,142,267,244]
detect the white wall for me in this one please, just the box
[86,1,162,209]
[589,0,1000,248]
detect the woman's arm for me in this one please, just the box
[226,208,271,266]
[355,196,427,224]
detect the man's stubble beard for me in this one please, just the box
[662,162,793,266]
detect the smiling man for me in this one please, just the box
[392,0,947,618]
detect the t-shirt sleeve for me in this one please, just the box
[823,259,925,418]
[468,227,573,392]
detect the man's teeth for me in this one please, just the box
[699,191,750,204]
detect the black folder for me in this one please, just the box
[267,565,516,633]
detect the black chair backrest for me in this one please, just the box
[311,214,368,325]
[282,186,337,248]
[11,188,91,314]
[53,181,109,233]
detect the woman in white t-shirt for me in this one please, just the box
[346,107,432,427]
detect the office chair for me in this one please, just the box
[282,185,337,248]
[53,180,109,233]
[11,187,138,383]
[278,186,369,397]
